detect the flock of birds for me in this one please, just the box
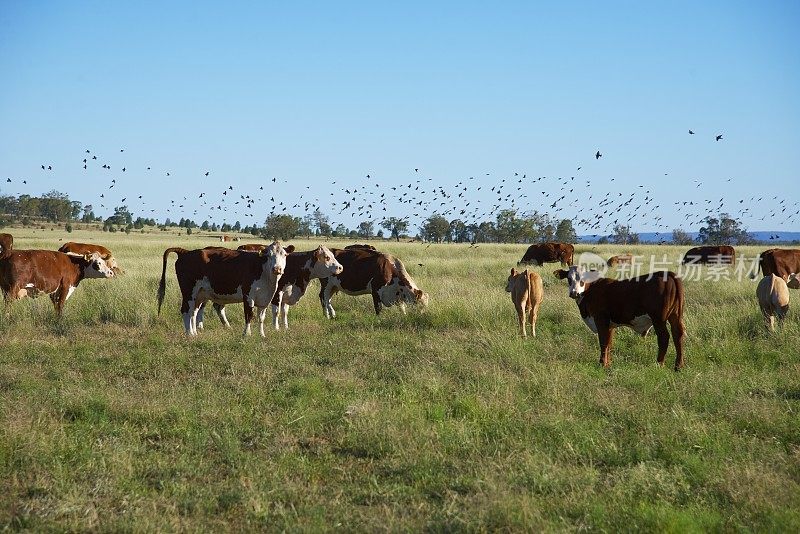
[4,129,799,241]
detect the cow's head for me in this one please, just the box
[554,265,602,300]
[398,285,429,307]
[260,241,290,276]
[307,245,343,278]
[103,254,124,275]
[81,252,116,279]
[789,273,800,290]
[506,268,525,292]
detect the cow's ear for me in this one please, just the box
[510,268,516,276]
[553,269,568,279]
[285,245,295,254]
[83,252,92,262]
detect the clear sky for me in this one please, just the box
[1,1,798,234]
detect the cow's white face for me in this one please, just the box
[554,265,601,300]
[307,245,343,278]
[83,252,115,279]
[261,241,289,277]
[399,285,429,307]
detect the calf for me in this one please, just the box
[319,247,429,317]
[554,266,686,370]
[0,250,115,315]
[157,242,289,336]
[506,268,543,337]
[58,241,123,274]
[756,274,790,332]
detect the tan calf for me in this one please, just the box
[756,274,789,332]
[506,268,543,337]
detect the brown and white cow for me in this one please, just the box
[237,243,267,253]
[756,274,790,332]
[682,245,735,265]
[554,266,686,370]
[0,233,13,258]
[157,242,289,336]
[58,242,123,274]
[607,254,634,267]
[518,242,574,267]
[0,250,115,315]
[319,247,429,317]
[202,245,343,330]
[751,248,800,283]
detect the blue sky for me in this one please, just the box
[0,1,798,234]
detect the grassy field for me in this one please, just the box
[1,228,798,531]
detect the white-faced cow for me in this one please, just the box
[0,250,115,315]
[319,247,429,318]
[58,242,123,274]
[554,266,686,370]
[157,242,289,336]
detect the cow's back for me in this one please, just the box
[58,242,113,258]
[330,247,392,291]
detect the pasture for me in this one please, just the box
[1,229,798,531]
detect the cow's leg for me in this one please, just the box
[196,302,206,331]
[596,318,613,367]
[53,284,68,317]
[530,301,540,338]
[190,300,204,336]
[777,304,789,328]
[653,321,670,367]
[257,306,268,337]
[668,316,686,371]
[320,283,337,319]
[242,298,254,336]
[272,293,283,330]
[372,290,383,315]
[212,303,230,328]
[281,302,289,329]
[514,298,526,337]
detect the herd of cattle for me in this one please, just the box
[0,233,797,370]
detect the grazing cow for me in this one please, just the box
[756,274,790,332]
[0,250,115,315]
[506,268,543,337]
[554,266,686,370]
[237,243,267,253]
[344,244,378,251]
[0,233,13,258]
[319,247,429,317]
[157,242,289,336]
[751,248,800,282]
[58,242,123,274]
[518,242,574,267]
[607,254,634,267]
[682,245,735,265]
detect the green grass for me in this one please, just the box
[1,229,798,531]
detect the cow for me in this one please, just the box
[756,274,790,332]
[201,245,343,330]
[681,245,735,265]
[506,268,543,337]
[58,242,123,274]
[607,254,634,267]
[157,242,289,336]
[751,248,800,283]
[344,244,378,251]
[319,247,429,317]
[554,266,686,370]
[237,243,267,253]
[518,242,574,267]
[0,233,13,258]
[0,250,115,315]
[219,235,232,242]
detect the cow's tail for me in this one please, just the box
[672,272,685,321]
[749,253,763,280]
[157,247,187,314]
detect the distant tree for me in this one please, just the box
[233,221,241,232]
[312,208,330,235]
[332,223,348,237]
[420,214,450,242]
[611,224,640,245]
[449,219,469,243]
[262,214,301,240]
[201,220,209,230]
[381,217,409,242]
[555,219,577,243]
[376,229,384,239]
[357,220,374,238]
[697,214,753,245]
[221,223,232,233]
[671,228,694,245]
[300,214,314,237]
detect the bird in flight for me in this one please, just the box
[715,134,723,141]
[595,151,602,160]
[689,130,695,135]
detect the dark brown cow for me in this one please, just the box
[157,242,290,336]
[518,242,574,266]
[58,242,123,274]
[319,247,428,317]
[554,266,685,370]
[607,254,634,267]
[237,243,267,253]
[752,248,800,283]
[0,233,13,258]
[682,245,735,265]
[344,243,378,251]
[0,250,115,315]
